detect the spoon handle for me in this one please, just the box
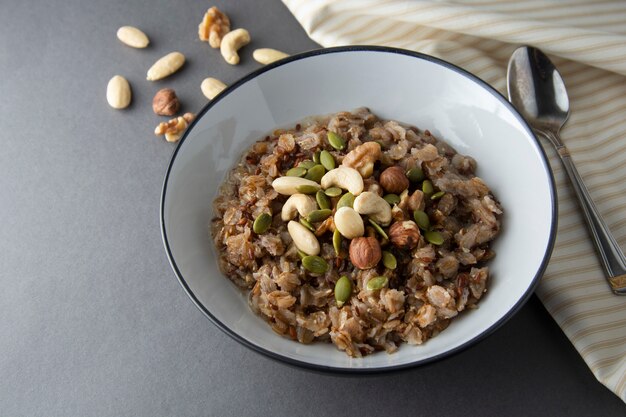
[544,130,626,295]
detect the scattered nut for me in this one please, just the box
[272,177,320,195]
[320,166,364,196]
[201,77,227,100]
[341,142,381,178]
[198,6,231,48]
[220,28,250,65]
[379,166,409,194]
[349,237,381,270]
[287,220,320,256]
[106,75,131,109]
[353,191,392,226]
[116,26,150,48]
[388,220,421,250]
[333,207,364,239]
[253,48,289,65]
[152,88,180,116]
[281,194,317,221]
[147,52,185,81]
[154,113,195,143]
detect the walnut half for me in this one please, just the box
[198,6,231,48]
[341,141,381,178]
[155,113,195,143]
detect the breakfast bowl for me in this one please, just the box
[160,46,557,372]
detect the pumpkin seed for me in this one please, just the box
[286,167,307,177]
[316,190,330,210]
[383,194,400,206]
[422,179,434,196]
[295,184,320,194]
[368,219,388,240]
[333,229,342,256]
[366,276,388,291]
[307,209,332,223]
[305,164,326,183]
[320,150,335,171]
[406,167,425,183]
[413,210,430,231]
[337,192,355,209]
[302,255,328,274]
[431,191,445,200]
[425,230,444,245]
[327,131,346,150]
[324,187,343,198]
[253,212,272,234]
[382,251,397,270]
[334,276,352,307]
[313,151,321,164]
[299,218,315,232]
[298,160,316,169]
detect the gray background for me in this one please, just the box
[1,0,624,415]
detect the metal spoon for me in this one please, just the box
[507,45,626,295]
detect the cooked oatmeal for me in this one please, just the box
[211,108,502,357]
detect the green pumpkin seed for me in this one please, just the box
[324,187,343,198]
[297,249,307,259]
[313,151,321,164]
[302,255,328,274]
[253,212,272,234]
[307,209,332,223]
[425,230,444,245]
[406,167,425,183]
[422,179,434,196]
[366,276,389,291]
[333,229,342,256]
[368,219,388,240]
[413,210,430,231]
[431,191,445,200]
[382,251,397,270]
[285,167,307,177]
[337,192,355,209]
[305,164,326,183]
[320,150,336,171]
[299,218,315,232]
[296,184,320,194]
[298,160,316,169]
[383,194,400,206]
[327,131,346,150]
[316,190,331,210]
[334,276,352,307]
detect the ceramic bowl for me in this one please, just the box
[161,46,556,372]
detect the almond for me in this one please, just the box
[106,75,131,109]
[116,26,150,48]
[147,52,185,81]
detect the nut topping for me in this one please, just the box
[379,166,409,194]
[388,220,421,249]
[349,237,382,270]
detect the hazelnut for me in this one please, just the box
[389,221,421,249]
[379,166,409,194]
[349,237,381,269]
[152,88,180,116]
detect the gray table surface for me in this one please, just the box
[1,0,624,415]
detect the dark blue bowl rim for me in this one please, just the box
[160,45,558,374]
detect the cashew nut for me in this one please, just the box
[220,28,250,65]
[353,191,392,226]
[320,166,363,196]
[253,48,289,65]
[281,194,317,221]
[334,207,364,239]
[272,177,320,195]
[201,77,226,100]
[287,221,320,255]
[341,142,381,178]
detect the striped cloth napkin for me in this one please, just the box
[282,0,626,401]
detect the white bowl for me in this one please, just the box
[161,46,556,372]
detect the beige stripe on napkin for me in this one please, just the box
[283,0,626,402]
